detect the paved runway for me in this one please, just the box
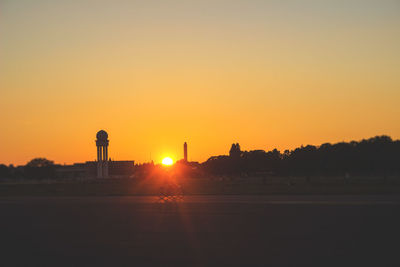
[1,195,399,267]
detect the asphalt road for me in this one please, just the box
[1,195,400,267]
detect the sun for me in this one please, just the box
[162,157,174,166]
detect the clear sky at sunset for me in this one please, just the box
[1,0,399,165]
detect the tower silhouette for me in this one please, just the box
[184,142,188,162]
[96,130,109,178]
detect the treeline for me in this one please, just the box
[201,136,400,176]
[0,158,56,180]
[1,135,399,179]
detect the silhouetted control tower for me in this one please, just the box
[96,130,109,178]
[184,142,188,162]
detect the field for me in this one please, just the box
[1,195,400,267]
[1,176,400,196]
[2,177,400,266]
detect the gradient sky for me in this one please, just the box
[1,0,399,165]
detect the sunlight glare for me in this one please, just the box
[162,157,174,166]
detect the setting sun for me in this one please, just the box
[162,157,174,166]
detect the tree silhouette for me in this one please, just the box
[24,158,55,179]
[229,143,242,158]
[0,164,10,179]
[202,136,400,177]
[26,158,54,168]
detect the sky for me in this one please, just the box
[1,0,399,165]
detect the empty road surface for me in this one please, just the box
[1,195,399,267]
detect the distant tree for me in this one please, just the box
[201,135,400,177]
[242,150,268,172]
[203,156,232,175]
[0,164,10,179]
[229,143,241,158]
[24,158,55,179]
[283,150,291,159]
[26,158,54,168]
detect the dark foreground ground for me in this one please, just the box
[1,195,400,267]
[2,177,400,196]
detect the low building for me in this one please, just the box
[55,130,135,179]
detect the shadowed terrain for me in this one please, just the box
[1,195,399,267]
[1,176,400,196]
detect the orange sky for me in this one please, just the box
[1,1,399,165]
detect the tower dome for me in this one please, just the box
[96,130,108,141]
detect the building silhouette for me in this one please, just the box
[54,130,134,179]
